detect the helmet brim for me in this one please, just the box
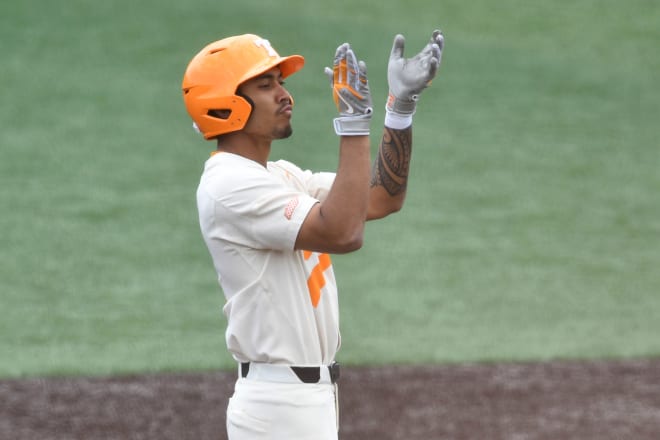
[240,54,305,86]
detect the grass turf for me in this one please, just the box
[1,0,659,377]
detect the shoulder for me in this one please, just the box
[267,159,311,188]
[198,153,275,201]
[201,153,269,183]
[205,152,263,172]
[267,159,305,176]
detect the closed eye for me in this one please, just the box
[258,80,285,89]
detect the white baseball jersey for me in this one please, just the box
[196,152,340,366]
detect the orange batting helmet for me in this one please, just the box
[182,34,305,140]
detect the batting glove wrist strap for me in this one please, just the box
[325,43,373,136]
[386,94,418,116]
[387,30,444,116]
[333,115,371,136]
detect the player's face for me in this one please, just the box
[237,67,294,140]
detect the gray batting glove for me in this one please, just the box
[324,43,373,136]
[386,30,444,116]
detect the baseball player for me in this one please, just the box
[182,30,443,439]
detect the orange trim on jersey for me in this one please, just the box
[303,252,332,308]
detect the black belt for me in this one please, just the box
[240,362,341,384]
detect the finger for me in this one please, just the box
[357,60,372,114]
[334,43,349,58]
[358,60,367,81]
[345,48,359,89]
[334,43,349,84]
[357,60,368,92]
[339,57,348,85]
[324,67,334,88]
[390,34,405,60]
[431,42,442,63]
[427,57,438,81]
[341,44,352,85]
[417,30,444,59]
[428,36,443,73]
[433,30,444,52]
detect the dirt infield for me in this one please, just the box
[2,358,660,439]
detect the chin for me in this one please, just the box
[275,125,293,139]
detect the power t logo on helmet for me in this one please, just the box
[181,34,305,139]
[254,38,278,57]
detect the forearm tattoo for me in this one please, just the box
[370,126,412,196]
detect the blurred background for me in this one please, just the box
[1,0,659,378]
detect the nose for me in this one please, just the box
[276,83,292,104]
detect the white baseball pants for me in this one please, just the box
[226,377,339,440]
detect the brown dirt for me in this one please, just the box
[2,358,660,439]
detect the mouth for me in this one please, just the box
[279,104,293,116]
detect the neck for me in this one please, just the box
[216,132,271,167]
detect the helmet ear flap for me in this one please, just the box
[194,95,253,140]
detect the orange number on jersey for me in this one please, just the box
[303,251,332,308]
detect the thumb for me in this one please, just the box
[390,34,405,61]
[324,66,334,88]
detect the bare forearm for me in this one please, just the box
[368,125,412,219]
[295,135,371,253]
[322,135,371,229]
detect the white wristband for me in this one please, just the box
[384,111,413,130]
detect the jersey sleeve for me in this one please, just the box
[268,159,335,202]
[197,156,335,252]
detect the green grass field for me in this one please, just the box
[1,0,659,378]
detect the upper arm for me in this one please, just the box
[275,163,362,253]
[295,203,364,254]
